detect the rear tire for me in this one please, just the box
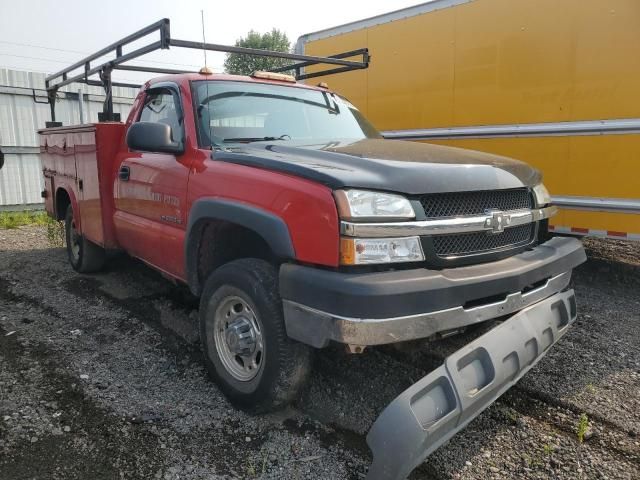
[64,205,106,273]
[199,258,312,413]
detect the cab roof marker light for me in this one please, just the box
[251,71,296,82]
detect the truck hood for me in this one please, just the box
[213,138,541,194]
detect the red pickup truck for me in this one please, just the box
[38,25,586,478]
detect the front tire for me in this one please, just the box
[64,205,106,273]
[199,258,312,413]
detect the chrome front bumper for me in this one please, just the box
[366,289,578,480]
[280,237,586,348]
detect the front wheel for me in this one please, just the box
[64,205,106,273]
[199,258,312,413]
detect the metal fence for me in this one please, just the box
[0,69,138,209]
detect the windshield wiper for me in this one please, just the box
[222,134,291,143]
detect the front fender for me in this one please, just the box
[184,198,295,295]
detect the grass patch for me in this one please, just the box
[576,413,589,443]
[0,210,65,247]
[46,219,65,247]
[0,210,50,229]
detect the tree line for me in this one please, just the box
[224,29,292,76]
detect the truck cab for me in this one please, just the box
[38,20,586,479]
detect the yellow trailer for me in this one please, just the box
[297,0,640,240]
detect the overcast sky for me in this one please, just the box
[0,0,423,84]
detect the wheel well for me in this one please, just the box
[55,188,71,221]
[194,220,275,294]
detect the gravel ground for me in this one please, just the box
[0,227,638,479]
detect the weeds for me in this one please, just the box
[577,413,589,443]
[46,219,65,247]
[0,210,49,229]
[523,452,543,468]
[0,210,64,247]
[575,413,590,470]
[244,446,271,478]
[501,406,519,424]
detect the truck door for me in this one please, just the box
[114,85,190,277]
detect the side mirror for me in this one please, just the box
[0,148,4,170]
[126,122,184,155]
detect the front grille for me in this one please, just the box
[420,189,533,218]
[419,188,536,260]
[433,223,535,257]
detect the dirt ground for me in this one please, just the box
[0,227,638,480]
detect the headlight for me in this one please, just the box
[533,183,551,207]
[334,189,415,221]
[340,237,424,265]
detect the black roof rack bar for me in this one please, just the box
[42,18,369,123]
[114,65,195,75]
[47,40,165,91]
[85,79,142,89]
[269,48,369,74]
[296,64,369,81]
[168,38,367,69]
[45,18,169,91]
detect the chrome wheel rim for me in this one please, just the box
[70,219,81,261]
[213,295,264,382]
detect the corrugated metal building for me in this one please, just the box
[0,69,138,209]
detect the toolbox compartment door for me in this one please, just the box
[73,128,105,246]
[39,124,125,249]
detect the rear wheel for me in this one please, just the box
[199,258,312,413]
[64,205,106,273]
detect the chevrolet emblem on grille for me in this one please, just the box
[484,210,511,234]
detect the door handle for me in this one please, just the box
[119,166,130,181]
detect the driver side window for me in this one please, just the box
[139,88,183,144]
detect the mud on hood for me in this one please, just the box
[212,138,541,195]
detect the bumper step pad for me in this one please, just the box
[365,289,578,480]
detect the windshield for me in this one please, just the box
[192,80,380,147]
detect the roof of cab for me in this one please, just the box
[146,72,329,92]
